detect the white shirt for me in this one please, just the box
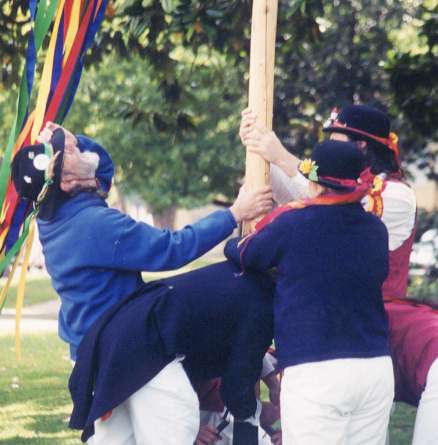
[270,164,417,251]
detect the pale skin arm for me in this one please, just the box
[239,108,301,177]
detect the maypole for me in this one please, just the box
[242,0,278,235]
[0,0,108,359]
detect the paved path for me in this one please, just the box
[0,300,59,334]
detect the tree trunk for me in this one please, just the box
[152,206,177,229]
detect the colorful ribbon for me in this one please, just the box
[0,0,107,359]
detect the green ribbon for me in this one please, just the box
[0,0,59,212]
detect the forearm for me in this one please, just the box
[270,164,311,204]
[273,148,300,178]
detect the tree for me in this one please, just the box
[386,1,438,177]
[66,51,245,226]
[2,0,437,221]
[0,1,29,88]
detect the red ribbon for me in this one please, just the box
[330,121,400,158]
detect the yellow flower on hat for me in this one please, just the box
[299,158,316,175]
[299,158,319,181]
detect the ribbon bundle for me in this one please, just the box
[0,0,107,356]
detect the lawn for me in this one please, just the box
[0,334,80,445]
[2,277,58,309]
[0,333,417,445]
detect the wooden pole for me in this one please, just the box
[242,0,278,235]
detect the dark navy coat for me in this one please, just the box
[68,261,274,441]
[225,203,390,370]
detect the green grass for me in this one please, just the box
[388,402,417,445]
[0,334,80,445]
[3,278,58,309]
[0,334,417,445]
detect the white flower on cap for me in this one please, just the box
[33,153,51,171]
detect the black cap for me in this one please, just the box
[11,129,67,219]
[299,140,365,191]
[323,105,391,149]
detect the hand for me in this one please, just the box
[260,401,280,432]
[230,184,273,223]
[195,425,221,445]
[263,372,281,407]
[239,109,300,177]
[239,109,286,165]
[37,122,78,149]
[271,430,282,445]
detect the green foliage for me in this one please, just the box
[1,0,437,213]
[0,1,30,88]
[408,208,438,305]
[96,0,435,163]
[67,52,244,213]
[273,0,406,157]
[386,3,438,167]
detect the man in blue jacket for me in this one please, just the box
[12,122,274,444]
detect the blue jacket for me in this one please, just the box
[68,261,274,441]
[225,203,390,370]
[38,192,237,359]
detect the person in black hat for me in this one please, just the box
[11,122,274,445]
[225,139,393,445]
[239,105,438,445]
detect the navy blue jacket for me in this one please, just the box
[68,261,274,442]
[225,203,390,370]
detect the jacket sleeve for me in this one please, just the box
[92,206,237,271]
[224,215,287,272]
[270,164,310,204]
[220,291,274,420]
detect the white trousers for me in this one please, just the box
[281,357,394,445]
[88,359,199,445]
[412,358,438,445]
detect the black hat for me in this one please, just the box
[323,105,399,157]
[11,129,66,218]
[298,140,365,191]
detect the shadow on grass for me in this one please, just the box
[29,413,70,434]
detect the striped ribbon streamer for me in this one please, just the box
[0,0,107,359]
[0,0,107,274]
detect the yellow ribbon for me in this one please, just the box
[0,247,23,312]
[31,0,66,143]
[63,0,81,66]
[15,221,36,362]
